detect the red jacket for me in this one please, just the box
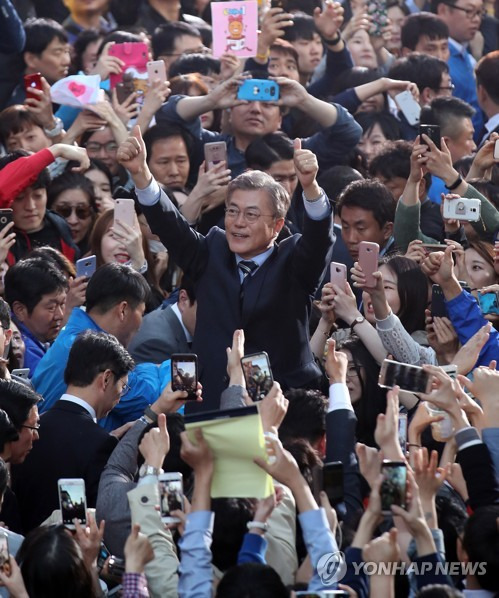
[0,148,54,208]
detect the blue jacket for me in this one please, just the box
[16,321,48,377]
[446,290,499,366]
[32,308,171,431]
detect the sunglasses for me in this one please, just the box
[54,205,93,219]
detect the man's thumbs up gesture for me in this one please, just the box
[293,138,321,200]
[117,124,152,189]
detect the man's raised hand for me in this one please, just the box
[117,125,152,188]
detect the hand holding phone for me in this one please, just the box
[24,73,43,101]
[114,198,136,228]
[237,79,280,102]
[419,124,441,151]
[171,354,198,399]
[330,262,347,288]
[58,478,87,529]
[240,351,274,401]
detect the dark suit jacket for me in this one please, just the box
[12,400,117,532]
[456,442,499,509]
[142,189,334,411]
[128,304,191,364]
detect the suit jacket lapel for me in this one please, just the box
[240,246,278,324]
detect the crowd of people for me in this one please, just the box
[0,0,498,595]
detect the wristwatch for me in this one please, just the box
[44,116,64,138]
[138,463,163,478]
[247,521,268,532]
[350,315,365,332]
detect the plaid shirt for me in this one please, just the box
[122,572,149,598]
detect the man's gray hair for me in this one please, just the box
[226,170,291,218]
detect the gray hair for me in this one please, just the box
[226,170,290,218]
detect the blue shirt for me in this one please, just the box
[32,307,171,431]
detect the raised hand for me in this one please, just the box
[117,125,151,188]
[293,138,320,198]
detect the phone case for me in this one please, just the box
[0,209,12,231]
[237,79,280,102]
[24,73,43,101]
[478,292,499,315]
[330,262,347,288]
[395,90,421,126]
[76,255,97,278]
[419,124,441,150]
[114,198,136,228]
[147,60,167,83]
[204,141,228,169]
[358,241,379,288]
[431,284,448,318]
[108,42,149,91]
[443,197,481,222]
[367,0,388,37]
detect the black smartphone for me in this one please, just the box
[240,351,274,401]
[0,209,13,232]
[419,124,441,150]
[323,461,344,505]
[379,359,432,394]
[381,461,407,515]
[431,284,447,318]
[171,353,198,399]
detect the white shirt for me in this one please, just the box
[171,301,193,343]
[60,393,97,422]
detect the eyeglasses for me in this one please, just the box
[161,46,210,57]
[437,83,455,92]
[346,365,360,379]
[225,207,276,223]
[111,371,130,396]
[54,205,93,219]
[21,423,40,432]
[442,1,485,19]
[85,142,119,154]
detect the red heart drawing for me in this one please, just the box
[68,82,86,97]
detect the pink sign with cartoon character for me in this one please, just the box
[211,1,258,58]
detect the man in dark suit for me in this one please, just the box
[118,126,334,411]
[128,279,196,364]
[476,50,499,148]
[12,330,134,532]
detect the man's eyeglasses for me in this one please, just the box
[21,423,40,432]
[437,83,455,92]
[441,1,485,19]
[225,207,276,223]
[54,205,93,220]
[85,142,119,154]
[161,46,210,58]
[111,371,130,396]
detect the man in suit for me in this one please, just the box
[12,330,134,532]
[118,126,334,411]
[476,51,499,147]
[128,278,196,364]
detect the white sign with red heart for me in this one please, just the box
[51,75,102,108]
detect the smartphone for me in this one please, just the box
[422,243,447,253]
[240,351,274,402]
[494,139,499,160]
[0,531,9,575]
[330,262,347,288]
[398,412,408,454]
[378,359,432,394]
[323,461,344,505]
[58,478,87,529]
[271,0,286,8]
[171,353,198,399]
[478,291,499,315]
[367,0,388,37]
[116,80,135,104]
[12,368,30,379]
[24,73,43,101]
[158,472,184,523]
[431,284,447,318]
[237,79,280,102]
[204,141,227,170]
[358,241,379,288]
[443,197,481,222]
[395,90,421,126]
[0,209,13,232]
[76,255,97,279]
[147,60,167,84]
[108,42,149,90]
[114,198,136,228]
[381,461,407,515]
[419,124,441,150]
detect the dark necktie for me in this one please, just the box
[238,259,258,303]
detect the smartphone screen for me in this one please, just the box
[398,413,408,453]
[379,359,432,394]
[158,473,184,523]
[171,354,198,398]
[240,351,274,401]
[0,531,9,575]
[323,461,344,505]
[58,478,87,529]
[381,461,407,514]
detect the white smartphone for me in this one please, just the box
[147,60,167,83]
[11,368,30,379]
[443,197,481,222]
[58,478,87,529]
[76,255,97,278]
[330,262,347,288]
[395,90,421,126]
[114,198,136,228]
[494,139,499,160]
[158,473,184,523]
